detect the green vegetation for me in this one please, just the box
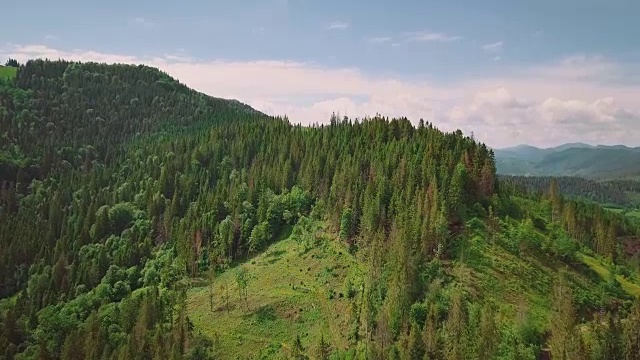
[580,254,640,297]
[0,65,17,80]
[187,221,363,358]
[1,59,640,360]
[502,175,640,209]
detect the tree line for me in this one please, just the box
[500,175,640,209]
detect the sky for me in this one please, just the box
[2,0,640,148]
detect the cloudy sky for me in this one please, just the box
[2,0,640,148]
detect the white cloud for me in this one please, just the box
[130,17,154,29]
[482,41,503,53]
[366,36,392,44]
[446,87,640,146]
[531,54,620,81]
[2,43,640,148]
[327,21,349,30]
[404,31,461,43]
[44,34,59,40]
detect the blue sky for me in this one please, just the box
[2,0,640,148]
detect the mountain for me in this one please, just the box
[0,59,265,185]
[495,143,640,179]
[1,60,640,360]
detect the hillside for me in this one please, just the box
[500,175,640,209]
[1,60,640,360]
[0,59,265,184]
[495,143,640,179]
[185,198,640,359]
[187,221,364,358]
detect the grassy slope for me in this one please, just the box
[579,254,640,297]
[605,207,640,219]
[626,210,640,219]
[463,242,633,332]
[186,216,640,359]
[187,224,363,359]
[0,65,17,80]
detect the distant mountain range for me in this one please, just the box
[494,143,640,180]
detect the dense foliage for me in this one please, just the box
[0,59,261,185]
[500,175,640,209]
[1,60,640,360]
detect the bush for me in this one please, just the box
[328,289,335,300]
[345,279,357,299]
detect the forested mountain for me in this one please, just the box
[0,59,263,185]
[1,60,640,360]
[495,143,640,179]
[500,175,640,209]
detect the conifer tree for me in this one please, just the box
[548,274,580,360]
[549,178,563,222]
[422,303,441,360]
[623,298,640,360]
[407,322,425,360]
[478,300,498,360]
[444,289,467,360]
[316,334,331,360]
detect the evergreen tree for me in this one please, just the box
[316,334,331,360]
[623,298,640,360]
[549,178,563,222]
[548,274,580,360]
[444,289,467,360]
[478,300,498,360]
[422,302,441,359]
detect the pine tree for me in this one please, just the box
[478,300,498,360]
[407,322,425,360]
[549,178,563,222]
[37,341,51,360]
[548,274,579,360]
[623,298,640,360]
[235,266,249,309]
[208,266,216,312]
[603,313,622,360]
[479,159,495,198]
[316,334,331,360]
[62,329,85,360]
[444,289,467,360]
[422,290,440,358]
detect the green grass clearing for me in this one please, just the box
[186,223,363,359]
[0,65,17,80]
[604,207,625,214]
[579,253,640,297]
[625,210,640,219]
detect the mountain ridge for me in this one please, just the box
[496,142,640,152]
[494,142,640,179]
